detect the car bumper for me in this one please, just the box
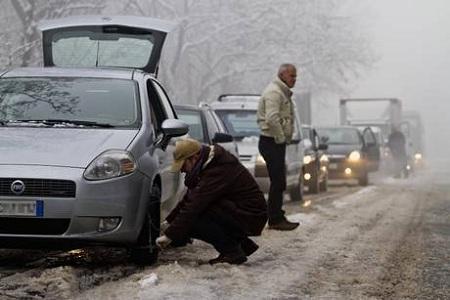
[0,165,150,246]
[327,159,366,179]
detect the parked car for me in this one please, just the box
[316,126,380,186]
[210,94,305,201]
[174,104,238,157]
[301,125,329,193]
[0,16,189,265]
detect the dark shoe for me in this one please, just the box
[268,219,299,231]
[240,237,259,257]
[208,247,247,265]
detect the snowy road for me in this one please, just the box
[0,165,448,299]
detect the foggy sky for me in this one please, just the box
[348,0,450,160]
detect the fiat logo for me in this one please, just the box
[11,180,26,195]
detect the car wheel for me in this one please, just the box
[289,172,304,202]
[308,165,320,194]
[129,184,161,265]
[319,174,328,192]
[358,171,369,186]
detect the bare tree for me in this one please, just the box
[5,0,106,67]
[121,0,375,104]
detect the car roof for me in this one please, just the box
[1,67,140,80]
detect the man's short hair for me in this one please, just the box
[278,63,296,76]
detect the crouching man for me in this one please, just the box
[156,138,267,265]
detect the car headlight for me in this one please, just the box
[256,154,266,165]
[303,155,313,164]
[348,150,361,162]
[320,154,329,162]
[414,153,422,160]
[84,150,136,180]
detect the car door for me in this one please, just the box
[362,127,381,172]
[146,79,181,217]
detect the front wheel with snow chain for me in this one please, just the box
[129,184,161,265]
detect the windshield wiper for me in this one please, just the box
[14,119,115,128]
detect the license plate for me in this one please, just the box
[0,200,44,217]
[328,163,338,170]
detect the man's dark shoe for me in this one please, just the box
[241,237,259,257]
[208,247,247,265]
[268,219,300,231]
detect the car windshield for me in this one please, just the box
[317,128,360,145]
[0,77,140,127]
[214,109,259,139]
[176,109,205,142]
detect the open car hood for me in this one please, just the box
[39,15,175,75]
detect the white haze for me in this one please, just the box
[344,0,450,161]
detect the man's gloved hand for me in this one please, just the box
[160,220,170,232]
[156,235,172,249]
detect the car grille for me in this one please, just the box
[0,178,76,198]
[239,155,253,161]
[0,218,70,235]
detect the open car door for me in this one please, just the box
[362,127,381,172]
[39,16,175,75]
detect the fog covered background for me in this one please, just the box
[1,0,447,160]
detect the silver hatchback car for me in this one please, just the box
[0,16,189,265]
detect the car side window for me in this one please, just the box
[203,109,220,141]
[151,80,176,119]
[146,79,169,134]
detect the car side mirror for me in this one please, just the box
[318,143,328,150]
[158,119,189,150]
[320,136,329,144]
[212,132,233,143]
[161,119,189,137]
[290,138,301,145]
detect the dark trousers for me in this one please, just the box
[258,135,286,224]
[189,211,246,254]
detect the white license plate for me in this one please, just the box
[328,163,338,170]
[0,200,43,217]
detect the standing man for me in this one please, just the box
[156,138,267,265]
[257,63,300,231]
[387,126,408,178]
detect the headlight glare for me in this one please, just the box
[320,154,329,162]
[256,154,266,165]
[348,150,361,162]
[303,155,313,164]
[84,150,136,180]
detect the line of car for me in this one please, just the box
[0,15,381,265]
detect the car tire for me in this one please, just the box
[129,184,161,265]
[289,173,304,202]
[358,171,369,186]
[319,174,328,192]
[308,165,320,194]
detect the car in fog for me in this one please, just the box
[301,125,329,193]
[174,103,238,157]
[0,16,189,265]
[316,126,380,186]
[210,94,305,201]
